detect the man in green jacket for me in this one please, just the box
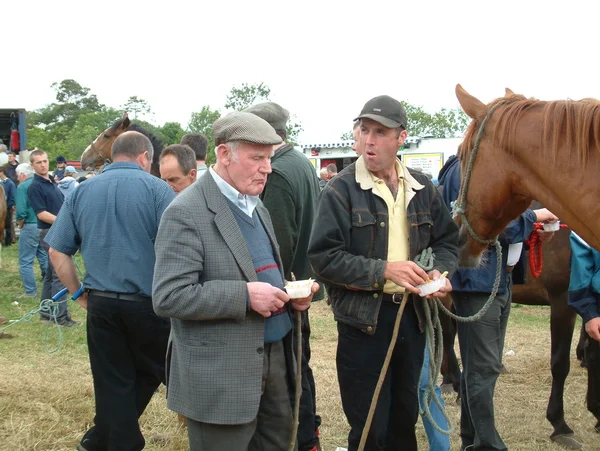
[15,163,48,297]
[245,101,323,451]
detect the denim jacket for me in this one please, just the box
[308,158,459,334]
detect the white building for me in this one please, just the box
[299,136,463,180]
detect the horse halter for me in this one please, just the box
[452,100,507,246]
[86,138,112,168]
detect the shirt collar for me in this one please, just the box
[355,156,424,191]
[209,167,258,217]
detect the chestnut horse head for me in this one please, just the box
[80,114,163,177]
[455,84,600,266]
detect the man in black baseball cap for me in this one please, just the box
[308,95,459,450]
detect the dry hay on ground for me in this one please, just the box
[0,296,598,450]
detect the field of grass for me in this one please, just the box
[1,243,598,450]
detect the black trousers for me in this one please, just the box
[4,208,14,245]
[294,310,322,451]
[584,329,600,423]
[79,293,170,451]
[336,300,425,451]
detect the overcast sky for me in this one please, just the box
[4,0,599,145]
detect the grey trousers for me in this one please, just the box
[453,274,512,451]
[187,340,295,451]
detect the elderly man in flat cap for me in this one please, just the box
[245,101,323,451]
[153,111,320,451]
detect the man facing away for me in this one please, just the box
[15,163,48,298]
[27,149,75,326]
[153,111,318,451]
[245,101,324,451]
[159,144,197,193]
[46,131,175,451]
[181,133,209,179]
[308,95,459,451]
[0,166,16,245]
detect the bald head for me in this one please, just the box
[111,131,154,172]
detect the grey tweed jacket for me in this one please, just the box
[152,172,294,425]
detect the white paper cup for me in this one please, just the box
[285,279,313,298]
[542,221,560,232]
[416,278,446,297]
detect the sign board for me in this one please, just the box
[402,152,444,177]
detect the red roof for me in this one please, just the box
[67,160,82,169]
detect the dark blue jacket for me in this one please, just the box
[438,154,536,294]
[2,178,16,208]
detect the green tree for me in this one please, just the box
[225,82,271,111]
[159,122,186,145]
[188,106,221,165]
[60,108,122,160]
[340,131,354,140]
[121,96,153,121]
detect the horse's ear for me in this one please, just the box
[456,84,486,120]
[123,114,131,128]
[505,88,515,96]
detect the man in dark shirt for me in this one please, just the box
[6,151,19,185]
[27,149,75,326]
[47,131,175,451]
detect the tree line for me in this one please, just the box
[26,79,468,167]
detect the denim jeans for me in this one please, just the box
[453,275,512,451]
[420,347,451,451]
[18,223,48,296]
[39,228,68,321]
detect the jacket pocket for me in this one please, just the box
[412,213,433,249]
[350,210,377,257]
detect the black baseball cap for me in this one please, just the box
[354,95,407,129]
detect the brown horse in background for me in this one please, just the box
[454,84,600,267]
[80,114,163,177]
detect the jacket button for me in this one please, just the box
[257,347,264,354]
[380,222,386,227]
[373,293,379,299]
[374,282,379,288]
[367,326,373,332]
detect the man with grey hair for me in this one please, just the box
[244,101,324,451]
[46,131,175,451]
[153,112,319,451]
[15,163,48,298]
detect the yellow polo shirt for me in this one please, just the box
[355,156,423,294]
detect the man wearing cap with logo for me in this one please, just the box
[153,111,319,451]
[308,95,459,451]
[244,102,323,451]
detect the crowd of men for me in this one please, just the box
[1,94,599,451]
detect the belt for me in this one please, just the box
[87,290,151,302]
[382,293,408,304]
[506,265,514,273]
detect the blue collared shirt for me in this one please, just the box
[209,167,258,217]
[45,162,175,297]
[27,174,64,228]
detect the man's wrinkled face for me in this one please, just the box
[221,142,273,196]
[160,154,196,193]
[31,154,49,176]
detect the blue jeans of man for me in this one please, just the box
[337,299,425,451]
[420,347,450,451]
[18,223,48,296]
[39,228,68,322]
[453,274,512,451]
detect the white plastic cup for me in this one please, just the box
[285,279,313,298]
[416,278,446,297]
[542,221,560,232]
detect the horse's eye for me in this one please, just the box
[104,134,110,139]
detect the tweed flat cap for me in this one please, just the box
[213,111,282,146]
[243,102,290,131]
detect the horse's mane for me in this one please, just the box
[460,94,600,164]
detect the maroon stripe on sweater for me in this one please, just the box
[255,263,279,274]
